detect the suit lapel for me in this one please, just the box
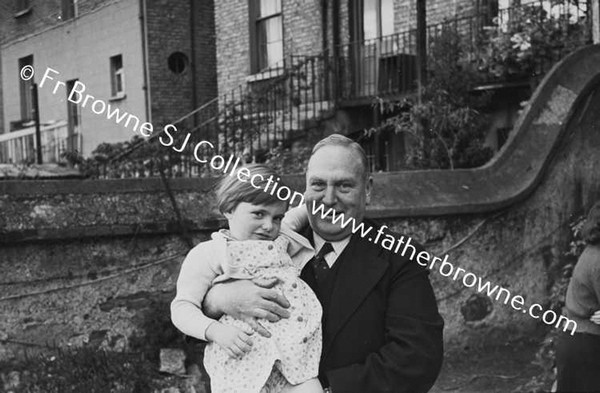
[323,234,388,359]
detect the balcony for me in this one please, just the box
[0,121,81,164]
[336,0,591,103]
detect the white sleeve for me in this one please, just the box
[170,241,224,341]
[283,204,309,232]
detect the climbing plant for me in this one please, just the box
[370,27,493,170]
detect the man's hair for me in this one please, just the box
[582,201,600,245]
[216,164,289,214]
[311,134,370,179]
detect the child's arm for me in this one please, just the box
[170,242,253,357]
[170,242,223,340]
[282,204,309,232]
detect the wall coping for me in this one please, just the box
[2,45,600,221]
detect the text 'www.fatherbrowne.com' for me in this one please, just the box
[309,200,578,335]
[26,64,577,335]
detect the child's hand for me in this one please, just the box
[205,322,254,359]
[590,310,600,325]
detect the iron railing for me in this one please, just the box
[336,0,591,101]
[92,0,591,177]
[0,121,81,164]
[93,53,334,178]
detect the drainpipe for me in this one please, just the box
[332,0,340,102]
[189,0,198,128]
[139,0,152,124]
[593,0,600,44]
[321,0,328,54]
[321,0,330,101]
[416,0,427,103]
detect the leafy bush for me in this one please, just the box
[371,27,493,170]
[476,2,590,83]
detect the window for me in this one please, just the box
[61,0,77,20]
[249,0,283,73]
[66,79,81,152]
[479,0,500,25]
[18,55,34,121]
[168,52,189,74]
[363,0,394,40]
[110,55,125,97]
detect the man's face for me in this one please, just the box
[304,145,372,241]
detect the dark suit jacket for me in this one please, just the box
[301,220,444,393]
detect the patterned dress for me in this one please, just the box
[204,234,322,393]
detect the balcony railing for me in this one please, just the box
[336,0,591,101]
[95,54,334,178]
[90,0,591,178]
[0,121,81,164]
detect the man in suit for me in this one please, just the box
[204,134,444,392]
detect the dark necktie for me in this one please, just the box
[312,242,334,285]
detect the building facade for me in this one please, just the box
[205,0,591,172]
[0,0,216,162]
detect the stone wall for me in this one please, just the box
[2,45,600,365]
[1,91,599,358]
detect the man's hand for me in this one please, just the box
[590,310,600,325]
[203,278,291,337]
[205,321,253,359]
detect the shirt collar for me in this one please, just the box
[312,231,351,257]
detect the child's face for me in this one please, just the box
[224,201,288,241]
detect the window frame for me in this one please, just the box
[249,0,284,74]
[18,55,34,122]
[61,0,77,21]
[109,55,125,99]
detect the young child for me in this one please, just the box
[171,164,322,393]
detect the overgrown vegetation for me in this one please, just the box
[0,348,162,393]
[370,27,494,170]
[520,215,587,392]
[476,1,590,83]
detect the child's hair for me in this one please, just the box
[216,164,290,214]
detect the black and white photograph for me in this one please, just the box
[1,0,600,392]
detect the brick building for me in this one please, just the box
[204,0,591,172]
[0,0,216,161]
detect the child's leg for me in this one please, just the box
[281,378,323,393]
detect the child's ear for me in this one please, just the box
[223,210,233,220]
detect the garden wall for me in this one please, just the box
[2,45,600,362]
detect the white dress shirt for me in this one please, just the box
[312,232,351,268]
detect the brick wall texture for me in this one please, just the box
[0,0,119,46]
[145,0,217,130]
[215,0,482,97]
[0,0,217,154]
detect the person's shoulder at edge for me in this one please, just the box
[578,244,600,275]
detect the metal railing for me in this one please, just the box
[0,121,81,164]
[94,53,335,178]
[93,0,591,177]
[336,0,591,101]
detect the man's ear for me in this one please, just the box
[365,176,373,205]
